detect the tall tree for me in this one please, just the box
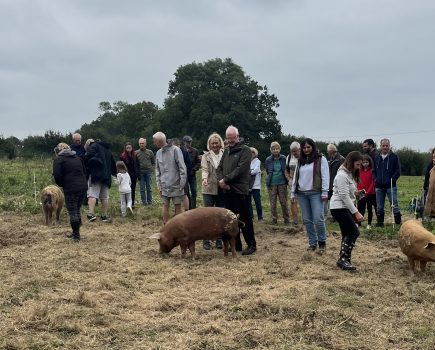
[158,58,282,151]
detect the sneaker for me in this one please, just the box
[307,245,316,252]
[284,219,290,225]
[128,207,134,215]
[271,219,278,225]
[366,224,372,230]
[101,215,110,222]
[87,214,97,222]
[65,233,80,242]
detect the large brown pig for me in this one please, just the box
[149,207,240,259]
[398,219,435,272]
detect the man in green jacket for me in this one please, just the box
[217,125,256,255]
[136,138,155,206]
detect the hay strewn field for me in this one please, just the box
[1,210,435,350]
[1,159,435,349]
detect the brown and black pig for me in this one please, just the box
[149,207,240,259]
[398,219,435,272]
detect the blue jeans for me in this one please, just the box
[296,191,327,247]
[249,189,263,220]
[139,171,153,205]
[375,187,400,216]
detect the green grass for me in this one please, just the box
[0,157,429,234]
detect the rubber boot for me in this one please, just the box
[336,240,356,271]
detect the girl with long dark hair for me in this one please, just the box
[330,151,364,271]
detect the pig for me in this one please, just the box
[149,207,240,259]
[398,219,435,272]
[41,185,64,226]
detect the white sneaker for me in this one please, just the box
[366,224,372,230]
[128,207,134,215]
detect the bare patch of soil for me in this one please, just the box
[1,213,434,349]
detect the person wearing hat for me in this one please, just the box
[183,135,201,209]
[53,142,88,241]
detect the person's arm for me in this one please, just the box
[201,154,209,186]
[391,154,401,183]
[335,173,358,214]
[52,159,63,187]
[192,149,201,172]
[320,156,330,199]
[155,154,161,192]
[290,163,299,201]
[175,147,187,189]
[251,158,261,175]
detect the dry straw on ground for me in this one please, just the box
[1,211,434,350]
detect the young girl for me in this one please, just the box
[357,154,376,229]
[115,161,133,217]
[330,151,364,271]
[119,142,138,208]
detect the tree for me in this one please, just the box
[157,58,282,152]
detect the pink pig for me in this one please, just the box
[149,207,240,259]
[398,219,435,272]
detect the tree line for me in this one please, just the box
[0,58,431,176]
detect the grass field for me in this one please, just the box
[1,158,434,350]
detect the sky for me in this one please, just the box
[1,0,434,152]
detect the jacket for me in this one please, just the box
[135,148,155,173]
[155,144,187,197]
[201,150,223,195]
[265,154,288,187]
[217,141,251,195]
[120,153,138,180]
[329,166,358,214]
[373,151,401,188]
[84,140,117,187]
[328,153,345,192]
[357,167,375,195]
[53,149,88,194]
[186,146,201,176]
[250,157,262,190]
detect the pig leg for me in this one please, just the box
[180,244,188,258]
[407,257,416,273]
[229,237,237,258]
[420,261,427,272]
[188,242,196,260]
[223,240,229,257]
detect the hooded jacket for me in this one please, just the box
[373,151,401,189]
[217,141,251,195]
[85,140,117,187]
[53,149,88,194]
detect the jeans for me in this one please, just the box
[139,171,153,205]
[375,187,400,216]
[186,175,197,209]
[249,189,263,220]
[296,191,327,247]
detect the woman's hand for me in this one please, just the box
[353,212,364,222]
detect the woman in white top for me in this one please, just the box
[330,151,364,271]
[249,147,263,222]
[291,138,329,253]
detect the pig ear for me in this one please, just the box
[149,232,161,240]
[424,242,435,249]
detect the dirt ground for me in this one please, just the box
[1,211,435,350]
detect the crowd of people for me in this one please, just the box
[51,130,435,270]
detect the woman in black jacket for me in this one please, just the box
[53,143,88,241]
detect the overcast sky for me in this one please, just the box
[1,0,434,152]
